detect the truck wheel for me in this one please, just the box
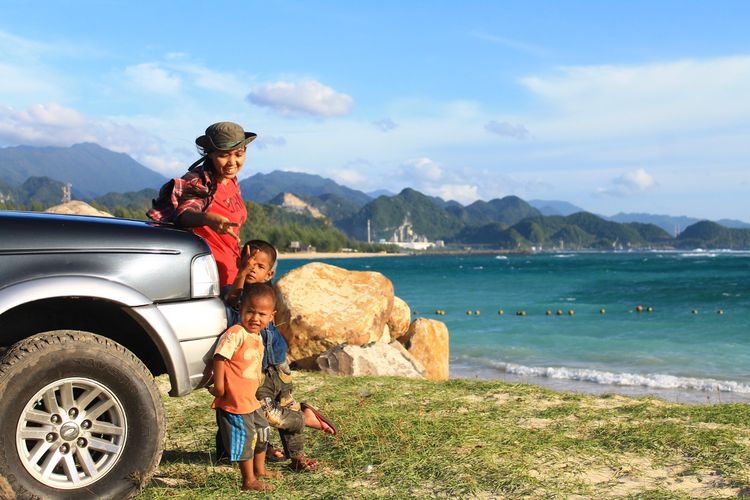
[0,331,166,499]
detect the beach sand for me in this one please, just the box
[277,250,407,260]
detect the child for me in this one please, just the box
[208,283,280,491]
[222,240,336,472]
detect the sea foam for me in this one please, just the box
[497,362,750,394]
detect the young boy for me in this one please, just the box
[209,283,279,491]
[221,240,336,472]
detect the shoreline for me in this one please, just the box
[450,364,750,405]
[277,251,407,260]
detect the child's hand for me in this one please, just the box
[207,385,219,397]
[238,244,255,272]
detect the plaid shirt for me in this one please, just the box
[147,160,215,222]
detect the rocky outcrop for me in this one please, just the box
[271,192,325,219]
[45,200,113,217]
[388,296,411,340]
[399,318,450,381]
[316,341,426,378]
[275,262,394,368]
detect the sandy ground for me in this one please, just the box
[277,251,407,260]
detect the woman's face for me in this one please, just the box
[208,147,247,182]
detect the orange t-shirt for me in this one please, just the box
[193,178,247,287]
[211,324,263,414]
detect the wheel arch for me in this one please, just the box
[0,276,189,396]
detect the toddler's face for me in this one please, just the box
[243,249,275,284]
[240,294,275,333]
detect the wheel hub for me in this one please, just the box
[59,422,80,441]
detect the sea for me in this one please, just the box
[276,251,750,404]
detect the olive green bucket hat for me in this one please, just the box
[195,122,257,151]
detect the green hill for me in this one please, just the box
[336,188,464,241]
[239,170,371,207]
[677,220,750,249]
[449,196,541,226]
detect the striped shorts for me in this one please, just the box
[216,408,268,462]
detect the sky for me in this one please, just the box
[1,1,749,221]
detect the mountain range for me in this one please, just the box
[2,143,750,249]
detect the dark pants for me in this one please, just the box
[257,363,305,459]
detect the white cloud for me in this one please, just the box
[485,120,530,140]
[521,56,750,140]
[253,135,287,149]
[471,32,550,57]
[372,118,398,132]
[596,168,656,197]
[0,103,176,173]
[124,63,182,93]
[246,80,353,117]
[432,184,480,204]
[332,167,369,187]
[400,157,444,182]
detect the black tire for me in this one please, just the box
[0,331,166,499]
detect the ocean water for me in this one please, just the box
[276,251,750,404]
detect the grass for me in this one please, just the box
[138,372,750,499]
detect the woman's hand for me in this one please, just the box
[178,210,240,243]
[205,212,240,243]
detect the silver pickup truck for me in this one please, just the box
[0,211,227,499]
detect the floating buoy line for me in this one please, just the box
[430,306,728,317]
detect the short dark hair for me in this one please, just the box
[243,239,277,266]
[240,282,276,309]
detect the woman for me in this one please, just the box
[148,122,256,287]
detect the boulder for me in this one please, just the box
[316,341,425,378]
[388,296,411,340]
[377,324,392,344]
[400,318,450,381]
[275,262,394,368]
[45,200,113,217]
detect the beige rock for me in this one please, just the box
[388,295,412,340]
[316,341,425,378]
[377,324,392,344]
[275,262,394,368]
[45,200,113,217]
[400,318,450,380]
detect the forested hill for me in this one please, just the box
[2,144,750,250]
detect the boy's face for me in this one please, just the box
[240,294,276,333]
[244,249,275,284]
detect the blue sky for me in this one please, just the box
[2,1,749,221]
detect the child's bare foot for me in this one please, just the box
[242,479,274,491]
[258,469,282,479]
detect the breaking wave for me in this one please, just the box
[494,362,750,394]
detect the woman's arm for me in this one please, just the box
[177,210,240,243]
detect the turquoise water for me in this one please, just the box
[276,251,750,403]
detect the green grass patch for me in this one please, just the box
[139,372,750,499]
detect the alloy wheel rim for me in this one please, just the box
[15,377,127,489]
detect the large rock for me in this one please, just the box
[400,318,450,381]
[388,295,411,340]
[275,262,394,368]
[317,341,425,378]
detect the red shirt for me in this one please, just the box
[147,161,248,287]
[193,179,247,286]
